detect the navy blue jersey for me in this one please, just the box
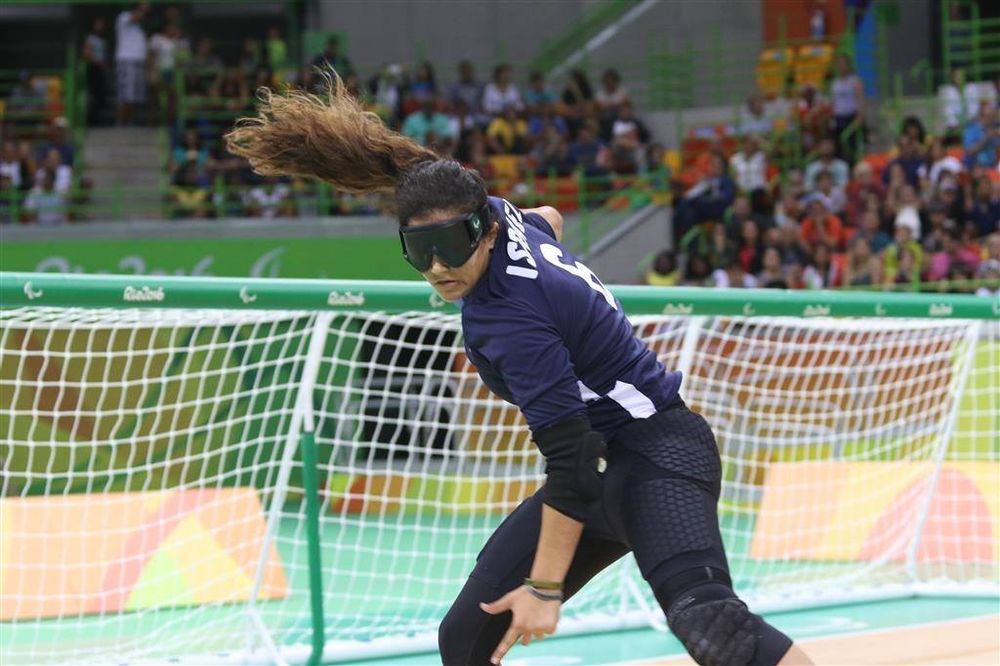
[460,197,682,439]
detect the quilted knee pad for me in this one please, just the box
[668,597,756,666]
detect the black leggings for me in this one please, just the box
[439,402,738,665]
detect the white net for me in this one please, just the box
[1,306,996,664]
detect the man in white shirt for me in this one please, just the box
[115,3,150,125]
[729,135,768,192]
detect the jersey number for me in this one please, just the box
[540,244,617,310]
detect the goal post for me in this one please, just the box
[1,271,997,665]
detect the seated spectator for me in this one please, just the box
[883,224,924,284]
[34,148,72,194]
[524,71,556,108]
[682,254,712,286]
[852,209,892,254]
[712,258,759,288]
[920,137,964,188]
[704,221,735,270]
[963,100,1000,169]
[845,161,885,224]
[171,129,211,181]
[562,68,594,110]
[23,172,67,225]
[403,98,456,150]
[892,184,923,241]
[531,123,572,177]
[900,115,928,152]
[796,84,832,153]
[922,202,955,255]
[928,225,981,282]
[729,135,768,193]
[805,138,849,189]
[738,93,773,137]
[645,250,680,286]
[965,175,1000,237]
[803,242,840,288]
[186,37,222,96]
[213,68,250,110]
[168,163,210,219]
[527,102,569,139]
[608,100,650,173]
[212,171,247,218]
[482,64,523,116]
[774,191,805,228]
[595,68,629,118]
[486,104,528,154]
[756,246,788,288]
[882,136,927,188]
[409,61,438,106]
[810,171,846,216]
[246,179,292,218]
[736,219,764,274]
[841,235,881,287]
[567,122,610,177]
[672,153,736,244]
[0,140,30,191]
[312,35,352,75]
[39,117,76,167]
[800,198,847,250]
[0,174,15,224]
[449,61,485,119]
[456,127,492,177]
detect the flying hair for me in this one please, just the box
[224,72,437,193]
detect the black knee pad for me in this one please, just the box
[661,582,793,666]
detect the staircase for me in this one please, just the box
[82,128,164,221]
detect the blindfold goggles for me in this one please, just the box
[399,204,491,272]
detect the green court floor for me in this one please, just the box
[338,596,999,666]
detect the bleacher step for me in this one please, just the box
[82,128,164,221]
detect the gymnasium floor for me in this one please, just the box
[341,597,999,666]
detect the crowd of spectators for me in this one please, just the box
[646,84,1000,294]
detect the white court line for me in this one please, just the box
[608,612,1000,665]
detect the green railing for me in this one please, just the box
[943,0,1000,84]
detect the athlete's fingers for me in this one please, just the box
[480,591,514,615]
[520,633,531,646]
[491,627,519,664]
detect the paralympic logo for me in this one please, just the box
[23,281,43,300]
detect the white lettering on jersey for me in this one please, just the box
[540,243,617,310]
[503,201,538,279]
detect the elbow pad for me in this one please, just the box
[533,414,608,521]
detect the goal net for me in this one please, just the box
[1,273,996,665]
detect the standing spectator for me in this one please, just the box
[595,68,629,117]
[963,101,1000,169]
[804,138,849,189]
[312,35,351,75]
[482,64,523,116]
[729,134,768,193]
[830,53,865,160]
[148,22,184,119]
[24,172,68,225]
[114,2,150,125]
[266,26,288,70]
[83,17,109,126]
[524,71,556,108]
[738,93,773,137]
[449,61,485,119]
[939,68,980,136]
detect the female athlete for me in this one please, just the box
[226,78,812,666]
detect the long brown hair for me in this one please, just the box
[225,74,436,193]
[225,75,490,225]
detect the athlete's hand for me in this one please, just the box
[481,585,561,664]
